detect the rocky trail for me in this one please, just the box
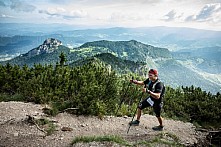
[0,101,207,147]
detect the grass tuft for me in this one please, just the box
[71,133,183,147]
[45,123,56,136]
[71,135,130,146]
[35,118,57,136]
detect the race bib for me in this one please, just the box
[147,97,154,106]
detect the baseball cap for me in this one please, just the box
[148,69,158,76]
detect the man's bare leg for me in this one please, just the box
[136,108,142,121]
[157,116,163,126]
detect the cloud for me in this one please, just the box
[110,12,142,22]
[0,0,36,12]
[39,7,66,17]
[163,10,183,22]
[48,0,76,4]
[185,15,195,22]
[195,3,221,20]
[63,10,88,19]
[39,7,88,19]
[0,1,6,6]
[164,10,176,21]
[185,3,221,22]
[46,0,162,8]
[137,0,163,4]
[10,0,36,12]
[0,14,15,18]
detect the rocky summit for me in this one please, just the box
[27,38,62,57]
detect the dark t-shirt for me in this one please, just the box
[144,78,165,104]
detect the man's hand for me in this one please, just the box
[130,79,138,84]
[142,87,146,93]
[143,88,151,94]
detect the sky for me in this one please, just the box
[0,0,221,31]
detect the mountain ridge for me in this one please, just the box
[77,39,172,62]
[1,25,221,58]
[70,53,147,74]
[1,38,220,93]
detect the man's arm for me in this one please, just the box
[145,82,163,99]
[147,90,161,99]
[130,80,145,86]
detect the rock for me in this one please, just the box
[50,119,58,123]
[27,38,62,57]
[123,115,128,119]
[80,124,86,127]
[61,127,73,131]
[13,132,19,137]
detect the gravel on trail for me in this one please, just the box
[0,101,206,147]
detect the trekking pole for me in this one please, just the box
[115,77,133,116]
[127,92,144,134]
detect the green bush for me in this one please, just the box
[0,93,25,102]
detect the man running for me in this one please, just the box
[129,69,165,131]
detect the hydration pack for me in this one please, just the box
[147,79,165,96]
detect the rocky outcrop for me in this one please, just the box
[27,38,62,57]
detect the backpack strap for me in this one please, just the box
[151,79,161,92]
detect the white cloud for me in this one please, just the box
[39,7,88,19]
[48,0,75,4]
[0,14,15,18]
[110,12,143,22]
[161,9,185,23]
[9,0,36,12]
[0,0,36,12]
[1,0,221,30]
[39,7,66,17]
[185,3,221,23]
[163,10,177,21]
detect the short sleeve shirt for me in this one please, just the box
[144,78,165,103]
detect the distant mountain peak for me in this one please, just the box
[128,39,139,43]
[43,38,62,46]
[27,38,62,57]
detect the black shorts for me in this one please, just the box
[138,97,163,117]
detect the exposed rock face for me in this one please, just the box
[28,38,62,57]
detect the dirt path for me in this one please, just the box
[0,101,205,147]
